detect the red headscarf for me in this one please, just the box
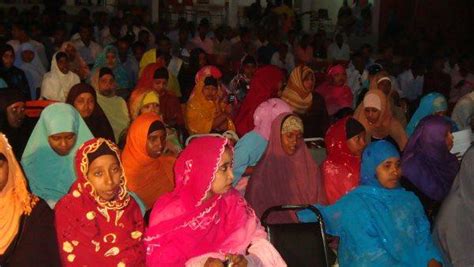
[315,64,353,115]
[233,65,284,136]
[145,137,279,266]
[134,62,166,92]
[322,116,362,204]
[245,113,327,223]
[54,138,145,266]
[122,113,176,209]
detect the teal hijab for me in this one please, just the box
[91,45,131,90]
[21,103,93,204]
[406,93,448,136]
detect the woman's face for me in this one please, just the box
[346,131,367,156]
[332,72,347,86]
[303,73,315,92]
[146,129,166,158]
[2,50,14,68]
[48,132,76,156]
[446,131,454,151]
[73,92,95,118]
[378,80,392,95]
[140,102,160,116]
[106,52,116,68]
[87,154,122,201]
[57,56,70,74]
[211,148,234,195]
[152,79,167,95]
[434,110,447,117]
[281,130,303,156]
[375,157,401,189]
[202,85,218,101]
[364,107,381,125]
[6,101,26,128]
[0,155,8,192]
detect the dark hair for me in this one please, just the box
[132,41,146,52]
[0,153,6,161]
[55,51,68,61]
[153,67,169,80]
[204,76,218,87]
[99,67,114,78]
[0,44,14,58]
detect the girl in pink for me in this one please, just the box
[144,136,286,267]
[316,64,354,116]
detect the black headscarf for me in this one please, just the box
[66,83,115,141]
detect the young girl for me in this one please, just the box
[55,138,145,266]
[145,136,286,266]
[298,141,443,267]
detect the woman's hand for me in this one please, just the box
[204,257,224,267]
[226,254,248,267]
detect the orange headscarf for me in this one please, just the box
[121,113,176,209]
[353,89,408,150]
[185,72,235,135]
[0,133,38,254]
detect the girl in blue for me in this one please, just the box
[298,140,443,267]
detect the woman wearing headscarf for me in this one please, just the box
[234,65,284,136]
[0,133,60,266]
[122,113,176,209]
[66,83,115,141]
[0,44,31,99]
[145,136,286,266]
[245,113,326,223]
[281,65,330,138]
[59,41,90,80]
[55,138,145,266]
[434,146,474,266]
[353,89,408,150]
[232,98,292,193]
[298,141,443,267]
[40,52,81,102]
[91,45,132,94]
[128,89,160,121]
[315,64,353,116]
[186,67,235,135]
[401,115,460,218]
[0,89,34,160]
[17,43,45,99]
[406,92,451,136]
[21,103,93,208]
[323,116,367,204]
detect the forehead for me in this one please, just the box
[99,74,114,81]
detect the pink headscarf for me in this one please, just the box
[315,64,353,115]
[145,137,266,266]
[194,65,222,83]
[253,98,292,140]
[245,113,327,223]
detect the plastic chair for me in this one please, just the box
[261,205,330,267]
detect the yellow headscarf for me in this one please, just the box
[281,65,314,114]
[0,133,38,254]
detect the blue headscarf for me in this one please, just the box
[21,103,93,206]
[406,93,448,136]
[298,140,443,266]
[91,45,131,90]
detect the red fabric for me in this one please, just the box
[135,62,166,92]
[233,65,284,136]
[54,138,145,267]
[245,113,327,223]
[322,117,361,204]
[145,137,263,266]
[315,81,353,116]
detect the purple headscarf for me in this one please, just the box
[253,98,292,140]
[401,115,460,201]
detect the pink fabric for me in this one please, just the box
[253,98,292,140]
[145,136,283,266]
[315,64,353,115]
[245,113,327,223]
[194,65,222,84]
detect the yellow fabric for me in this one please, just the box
[281,66,314,114]
[185,80,235,135]
[142,91,160,106]
[0,134,38,254]
[139,49,182,98]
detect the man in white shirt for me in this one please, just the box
[72,23,103,67]
[327,33,350,61]
[397,60,425,103]
[270,43,295,74]
[346,52,365,100]
[191,19,214,55]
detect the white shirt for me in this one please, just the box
[271,52,295,73]
[346,67,363,97]
[71,39,103,66]
[397,70,424,101]
[191,35,214,55]
[327,42,350,61]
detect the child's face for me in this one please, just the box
[21,50,34,63]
